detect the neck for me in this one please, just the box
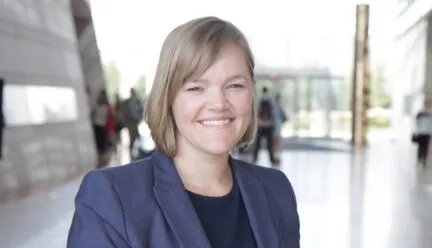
[173,147,233,196]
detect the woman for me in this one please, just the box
[68,16,300,248]
[92,90,114,169]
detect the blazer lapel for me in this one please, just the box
[231,159,279,248]
[152,150,211,248]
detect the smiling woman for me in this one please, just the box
[171,43,255,157]
[68,16,300,248]
[145,17,257,157]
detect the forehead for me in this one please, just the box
[194,45,250,82]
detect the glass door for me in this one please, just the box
[328,77,351,140]
[273,79,297,138]
[278,77,332,139]
[307,77,331,138]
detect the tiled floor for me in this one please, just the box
[1,140,431,248]
[277,141,432,248]
[0,177,80,248]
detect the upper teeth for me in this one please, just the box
[201,119,231,126]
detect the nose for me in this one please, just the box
[208,88,230,111]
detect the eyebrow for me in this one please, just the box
[226,74,246,82]
[192,74,246,84]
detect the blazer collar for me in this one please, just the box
[152,150,211,248]
[152,150,279,248]
[230,157,279,248]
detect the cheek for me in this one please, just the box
[172,96,199,124]
[171,97,185,125]
[231,93,253,115]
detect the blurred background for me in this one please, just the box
[0,0,431,247]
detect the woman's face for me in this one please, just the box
[171,44,254,157]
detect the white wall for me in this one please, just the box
[386,0,432,139]
[0,1,97,199]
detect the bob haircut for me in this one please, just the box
[145,16,257,157]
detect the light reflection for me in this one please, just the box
[4,85,78,126]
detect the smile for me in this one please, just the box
[199,119,233,126]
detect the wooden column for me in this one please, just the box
[351,4,370,147]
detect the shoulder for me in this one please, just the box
[69,158,156,246]
[77,157,155,204]
[235,159,290,183]
[90,156,153,181]
[233,159,296,202]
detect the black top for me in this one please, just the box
[187,180,258,248]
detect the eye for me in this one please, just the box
[186,86,202,92]
[228,83,245,89]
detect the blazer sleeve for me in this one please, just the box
[275,170,300,247]
[67,170,130,248]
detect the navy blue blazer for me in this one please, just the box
[67,150,300,248]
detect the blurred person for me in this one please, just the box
[111,93,125,162]
[113,93,125,145]
[105,102,117,148]
[252,87,277,165]
[0,78,4,159]
[124,88,143,160]
[92,90,115,169]
[273,93,288,165]
[413,106,432,167]
[68,17,300,248]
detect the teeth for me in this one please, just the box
[201,119,231,126]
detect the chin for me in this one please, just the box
[201,143,235,156]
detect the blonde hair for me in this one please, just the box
[145,16,257,156]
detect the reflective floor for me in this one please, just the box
[1,141,431,248]
[244,140,432,248]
